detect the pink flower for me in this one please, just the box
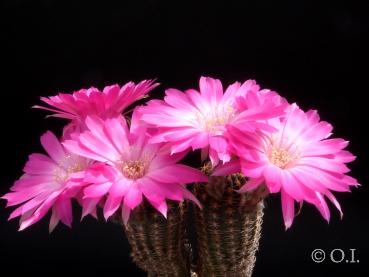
[2,131,91,232]
[34,80,158,121]
[63,111,208,224]
[227,104,358,229]
[140,76,287,166]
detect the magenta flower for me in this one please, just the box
[63,111,207,224]
[140,76,287,166]
[34,80,158,121]
[2,131,91,232]
[227,104,358,229]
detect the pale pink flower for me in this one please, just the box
[63,110,207,224]
[34,80,158,121]
[227,104,358,229]
[140,76,287,166]
[2,131,91,232]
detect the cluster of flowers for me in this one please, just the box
[2,77,358,232]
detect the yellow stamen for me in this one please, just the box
[122,161,146,180]
[195,105,236,133]
[54,155,84,183]
[269,147,293,169]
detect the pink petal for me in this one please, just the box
[157,183,184,202]
[325,190,343,219]
[147,164,208,184]
[314,192,330,222]
[147,199,168,218]
[295,165,352,192]
[114,80,158,113]
[199,77,223,106]
[103,117,130,154]
[121,204,131,226]
[299,156,350,176]
[83,182,112,198]
[300,121,333,142]
[19,207,37,230]
[240,160,266,178]
[302,138,349,157]
[222,81,241,102]
[209,136,230,163]
[19,191,60,231]
[281,189,295,230]
[280,170,305,202]
[63,139,109,163]
[263,165,282,193]
[170,139,194,154]
[4,182,53,207]
[181,187,201,208]
[8,191,54,219]
[103,195,123,220]
[124,185,142,209]
[138,178,165,204]
[33,105,74,119]
[164,88,196,111]
[226,125,264,153]
[10,174,53,191]
[40,131,66,163]
[55,197,73,227]
[102,84,120,107]
[334,150,356,163]
[49,207,60,233]
[305,109,320,125]
[79,130,120,162]
[109,178,132,198]
[212,159,241,176]
[237,177,264,193]
[208,148,220,166]
[81,197,100,219]
[190,132,210,150]
[23,154,58,175]
[141,113,193,127]
[149,151,187,172]
[186,89,208,112]
[84,163,117,183]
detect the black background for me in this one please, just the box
[1,1,368,276]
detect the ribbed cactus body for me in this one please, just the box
[124,200,191,277]
[193,174,265,277]
[117,173,266,277]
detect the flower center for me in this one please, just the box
[269,147,293,169]
[196,105,236,134]
[54,170,69,184]
[54,155,85,183]
[122,161,146,180]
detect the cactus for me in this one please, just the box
[122,200,191,277]
[192,174,266,277]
